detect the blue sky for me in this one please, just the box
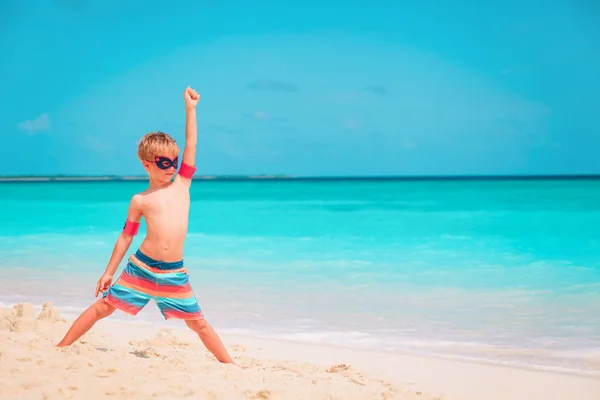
[1,0,599,176]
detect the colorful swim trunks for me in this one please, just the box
[103,250,203,320]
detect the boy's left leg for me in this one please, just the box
[154,269,235,364]
[185,318,234,364]
[158,297,235,364]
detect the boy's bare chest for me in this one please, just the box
[143,190,190,217]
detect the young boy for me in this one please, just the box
[56,86,234,365]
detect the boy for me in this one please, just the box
[56,86,234,365]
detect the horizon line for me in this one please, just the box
[1,173,599,182]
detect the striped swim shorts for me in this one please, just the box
[102,249,203,320]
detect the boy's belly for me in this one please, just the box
[139,214,189,262]
[139,232,187,262]
[138,240,185,262]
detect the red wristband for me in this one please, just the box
[178,162,196,179]
[123,220,140,236]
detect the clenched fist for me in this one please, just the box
[184,86,200,109]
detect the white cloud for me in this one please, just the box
[401,139,418,149]
[253,111,272,120]
[80,135,113,153]
[243,111,273,121]
[17,113,50,134]
[208,133,280,160]
[246,79,300,93]
[341,118,359,131]
[365,85,389,95]
[329,93,362,104]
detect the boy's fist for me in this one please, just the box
[184,86,200,109]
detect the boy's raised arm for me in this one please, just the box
[178,86,200,184]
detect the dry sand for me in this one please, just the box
[0,302,598,400]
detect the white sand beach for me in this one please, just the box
[1,302,598,400]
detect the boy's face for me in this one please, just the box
[142,153,179,183]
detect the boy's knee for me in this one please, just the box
[94,299,116,318]
[185,318,208,332]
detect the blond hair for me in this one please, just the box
[137,131,179,161]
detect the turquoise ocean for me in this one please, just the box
[0,179,599,375]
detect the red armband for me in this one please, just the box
[123,220,140,236]
[178,162,196,179]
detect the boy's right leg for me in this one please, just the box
[56,255,155,347]
[56,298,115,347]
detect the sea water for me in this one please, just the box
[0,179,599,375]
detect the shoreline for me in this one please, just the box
[93,322,600,400]
[220,332,600,400]
[104,321,600,380]
[1,296,598,381]
[99,314,600,380]
[1,301,599,400]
